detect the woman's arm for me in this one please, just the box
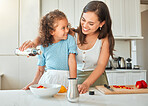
[68,53,77,78]
[19,35,41,51]
[22,65,45,90]
[78,37,110,94]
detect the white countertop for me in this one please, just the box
[106,69,147,72]
[0,88,148,106]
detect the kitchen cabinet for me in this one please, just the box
[106,69,147,85]
[0,56,19,90]
[106,0,142,39]
[59,0,75,27]
[41,0,58,16]
[41,0,142,40]
[19,56,38,89]
[20,0,40,46]
[0,0,18,54]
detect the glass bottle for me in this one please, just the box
[15,48,41,56]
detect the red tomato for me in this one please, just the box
[136,81,143,89]
[141,80,147,88]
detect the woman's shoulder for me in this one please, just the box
[101,36,109,48]
[101,36,109,43]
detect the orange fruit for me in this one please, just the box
[58,85,67,93]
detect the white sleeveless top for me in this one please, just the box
[75,34,102,71]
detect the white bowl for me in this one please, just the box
[29,84,61,97]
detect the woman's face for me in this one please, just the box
[81,11,101,35]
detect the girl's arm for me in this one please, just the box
[22,65,45,90]
[19,35,41,51]
[78,37,110,94]
[68,53,77,78]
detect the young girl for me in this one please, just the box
[20,1,115,94]
[23,9,77,90]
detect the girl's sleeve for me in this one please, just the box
[68,35,78,55]
[37,45,46,66]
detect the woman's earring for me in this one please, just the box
[99,27,102,30]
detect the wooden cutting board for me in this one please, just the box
[95,85,148,95]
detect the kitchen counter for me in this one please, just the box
[105,70,147,85]
[0,88,148,106]
[105,69,147,72]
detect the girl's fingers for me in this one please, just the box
[23,40,32,50]
[19,41,29,51]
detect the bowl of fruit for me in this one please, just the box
[29,84,61,97]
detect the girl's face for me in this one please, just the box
[81,11,101,35]
[51,18,69,43]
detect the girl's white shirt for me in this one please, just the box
[75,33,102,71]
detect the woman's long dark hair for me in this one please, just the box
[74,1,115,58]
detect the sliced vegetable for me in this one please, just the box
[58,85,67,93]
[37,85,46,88]
[112,85,134,89]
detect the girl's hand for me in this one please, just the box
[78,83,90,94]
[19,40,36,51]
[22,82,37,90]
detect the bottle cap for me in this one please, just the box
[89,90,95,95]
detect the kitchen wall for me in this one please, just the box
[113,40,130,59]
[0,0,142,90]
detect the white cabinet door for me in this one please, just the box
[128,71,146,85]
[0,0,18,54]
[19,56,38,89]
[0,56,19,90]
[106,70,147,85]
[41,0,58,16]
[106,72,113,85]
[20,0,40,46]
[106,72,128,85]
[59,0,75,27]
[113,72,129,85]
[106,0,141,38]
[125,0,141,37]
[106,0,125,37]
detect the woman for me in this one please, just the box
[19,1,114,94]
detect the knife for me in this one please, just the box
[104,84,114,91]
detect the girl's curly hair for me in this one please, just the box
[39,9,67,47]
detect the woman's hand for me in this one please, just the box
[19,40,36,51]
[22,82,37,90]
[78,83,90,94]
